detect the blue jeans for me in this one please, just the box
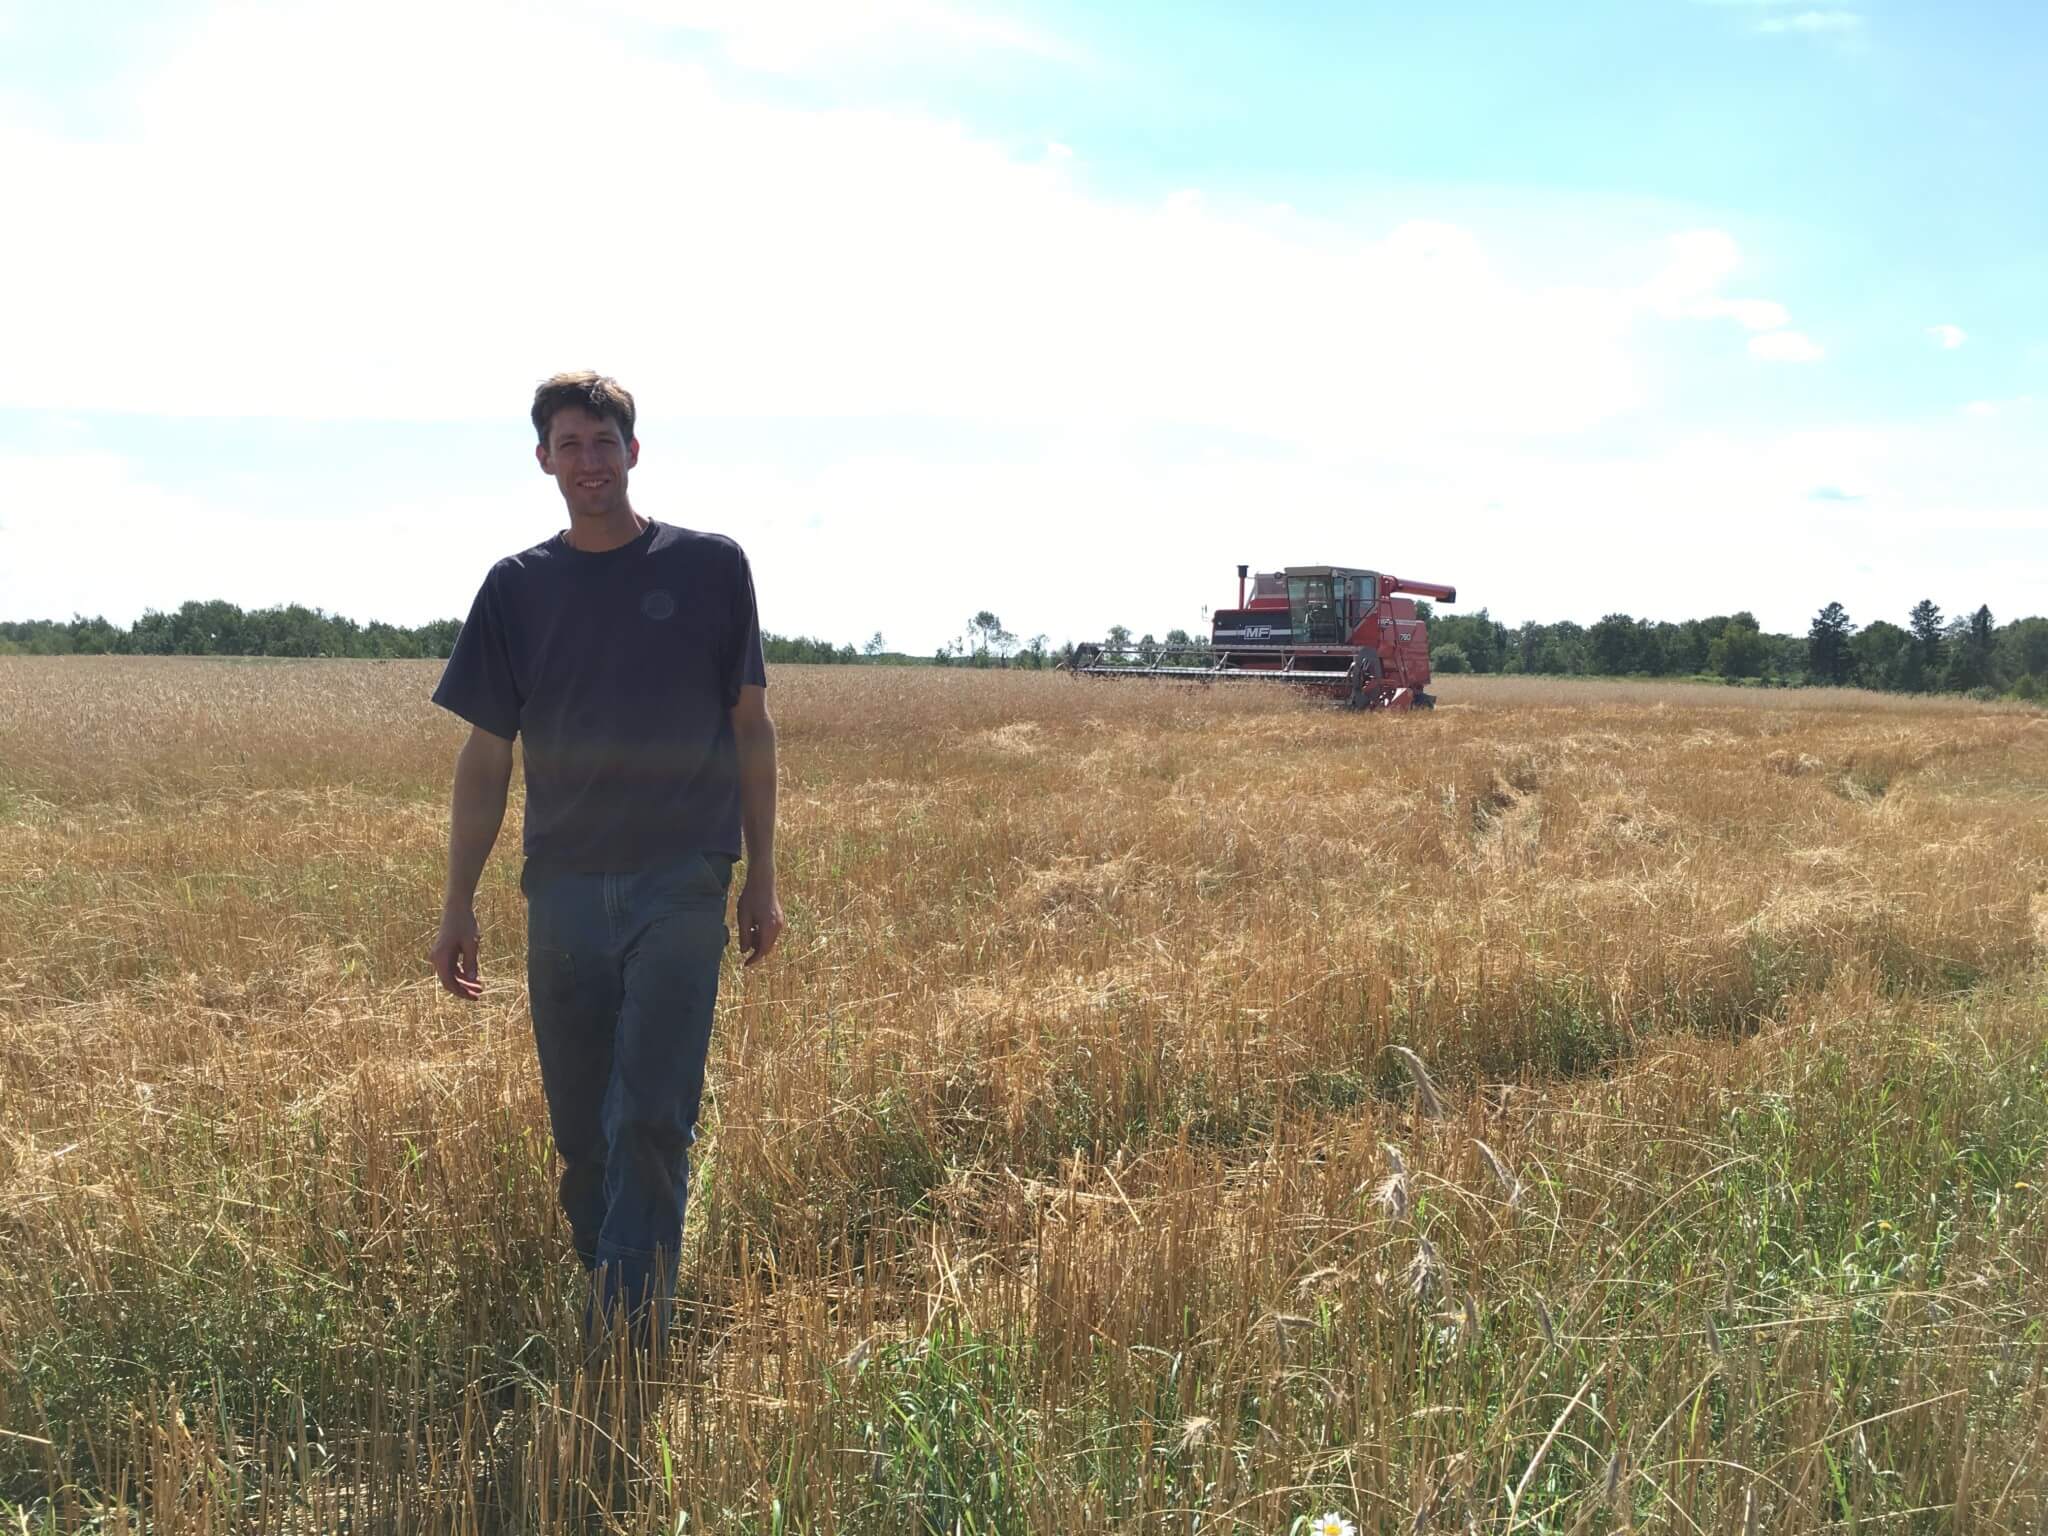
[522,852,732,1346]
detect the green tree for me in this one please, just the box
[1432,607,1505,673]
[1589,613,1640,675]
[130,610,176,655]
[1896,644,1928,694]
[1995,616,2048,683]
[1669,618,1721,676]
[1807,602,1854,685]
[1633,621,1671,676]
[762,633,862,664]
[65,615,122,654]
[1851,620,1910,690]
[1907,599,1944,686]
[418,618,461,658]
[1944,605,1995,692]
[966,611,1016,665]
[1528,621,1589,675]
[1641,622,1683,675]
[1709,615,1769,680]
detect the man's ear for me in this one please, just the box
[626,437,640,470]
[535,442,553,474]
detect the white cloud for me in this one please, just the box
[1642,228,1743,298]
[1963,396,2039,419]
[1757,10,1864,33]
[1639,230,1795,333]
[9,2,2036,645]
[0,2,1814,452]
[0,451,534,626]
[1928,323,1968,350]
[1718,298,1792,331]
[595,0,1075,71]
[1688,1,1867,35]
[9,386,2043,639]
[1749,330,1825,363]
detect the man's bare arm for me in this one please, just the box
[429,725,515,999]
[730,683,784,966]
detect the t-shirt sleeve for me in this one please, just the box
[432,570,523,740]
[725,545,768,708]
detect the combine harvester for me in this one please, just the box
[1068,564,1456,711]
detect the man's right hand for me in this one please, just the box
[430,906,484,1000]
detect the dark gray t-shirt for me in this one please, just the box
[432,520,767,871]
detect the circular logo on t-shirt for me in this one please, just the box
[641,589,677,621]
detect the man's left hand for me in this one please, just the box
[736,873,785,967]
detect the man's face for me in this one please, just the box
[537,405,639,519]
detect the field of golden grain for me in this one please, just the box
[2,658,2046,1533]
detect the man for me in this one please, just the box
[428,371,783,1350]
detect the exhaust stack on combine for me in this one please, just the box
[1067,563,1457,711]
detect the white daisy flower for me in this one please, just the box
[1309,1513,1356,1536]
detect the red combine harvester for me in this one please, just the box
[1067,563,1457,711]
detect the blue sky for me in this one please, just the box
[1,0,2041,646]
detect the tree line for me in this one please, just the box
[0,601,915,668]
[0,602,464,659]
[932,611,1057,667]
[1423,601,2047,700]
[5,597,2044,701]
[1054,600,2046,702]
[0,602,891,668]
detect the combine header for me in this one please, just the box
[1068,564,1456,710]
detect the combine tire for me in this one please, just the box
[1413,690,1436,710]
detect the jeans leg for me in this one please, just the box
[593,854,731,1338]
[524,867,622,1274]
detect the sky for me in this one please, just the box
[1,0,2042,648]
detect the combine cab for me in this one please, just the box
[1068,563,1456,710]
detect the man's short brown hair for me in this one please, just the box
[531,372,636,448]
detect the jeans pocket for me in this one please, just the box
[629,854,732,922]
[529,944,580,1006]
[520,859,564,902]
